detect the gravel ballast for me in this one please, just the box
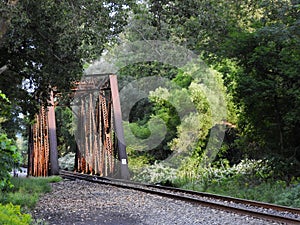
[32,179,283,225]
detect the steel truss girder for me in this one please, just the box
[29,74,129,179]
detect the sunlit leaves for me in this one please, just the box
[0,133,20,190]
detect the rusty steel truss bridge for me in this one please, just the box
[27,74,130,179]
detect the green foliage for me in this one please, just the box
[0,90,10,124]
[178,157,299,187]
[168,64,229,167]
[128,122,151,139]
[132,162,177,185]
[0,0,134,134]
[275,183,300,208]
[120,57,231,173]
[0,90,9,102]
[16,135,28,167]
[228,22,300,157]
[0,133,21,190]
[0,89,20,139]
[119,62,178,80]
[172,70,193,89]
[134,0,300,165]
[205,178,288,204]
[215,1,300,160]
[116,2,300,206]
[2,1,299,212]
[0,90,22,190]
[0,203,31,225]
[58,152,75,171]
[127,148,155,176]
[55,107,76,157]
[0,176,61,225]
[148,89,182,160]
[0,176,62,210]
[124,120,158,176]
[174,158,300,206]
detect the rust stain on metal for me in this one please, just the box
[29,106,50,176]
[30,74,129,179]
[110,75,130,179]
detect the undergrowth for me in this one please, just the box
[0,176,62,211]
[0,176,62,225]
[133,159,300,208]
[0,203,31,225]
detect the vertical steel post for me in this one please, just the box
[47,90,59,175]
[109,75,130,180]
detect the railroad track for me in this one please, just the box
[59,170,300,225]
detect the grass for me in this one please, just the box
[0,176,62,212]
[205,178,287,204]
[173,175,300,208]
[171,158,300,208]
[140,159,300,208]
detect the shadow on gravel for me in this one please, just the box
[79,212,141,225]
[42,211,141,225]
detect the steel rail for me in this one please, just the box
[59,170,300,224]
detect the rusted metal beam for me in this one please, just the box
[48,90,59,175]
[109,75,130,180]
[100,92,114,176]
[29,74,128,178]
[28,106,50,176]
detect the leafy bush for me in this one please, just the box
[174,158,300,207]
[1,176,62,210]
[0,133,21,190]
[128,122,151,139]
[58,152,75,170]
[0,203,31,225]
[176,157,296,189]
[275,183,300,208]
[127,151,154,176]
[0,90,11,123]
[132,162,177,184]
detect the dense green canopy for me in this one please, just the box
[0,0,299,176]
[0,0,133,129]
[120,0,300,167]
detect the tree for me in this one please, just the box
[0,91,20,189]
[106,1,232,168]
[130,0,300,168]
[0,0,134,134]
[218,1,300,161]
[55,106,76,157]
[0,0,135,176]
